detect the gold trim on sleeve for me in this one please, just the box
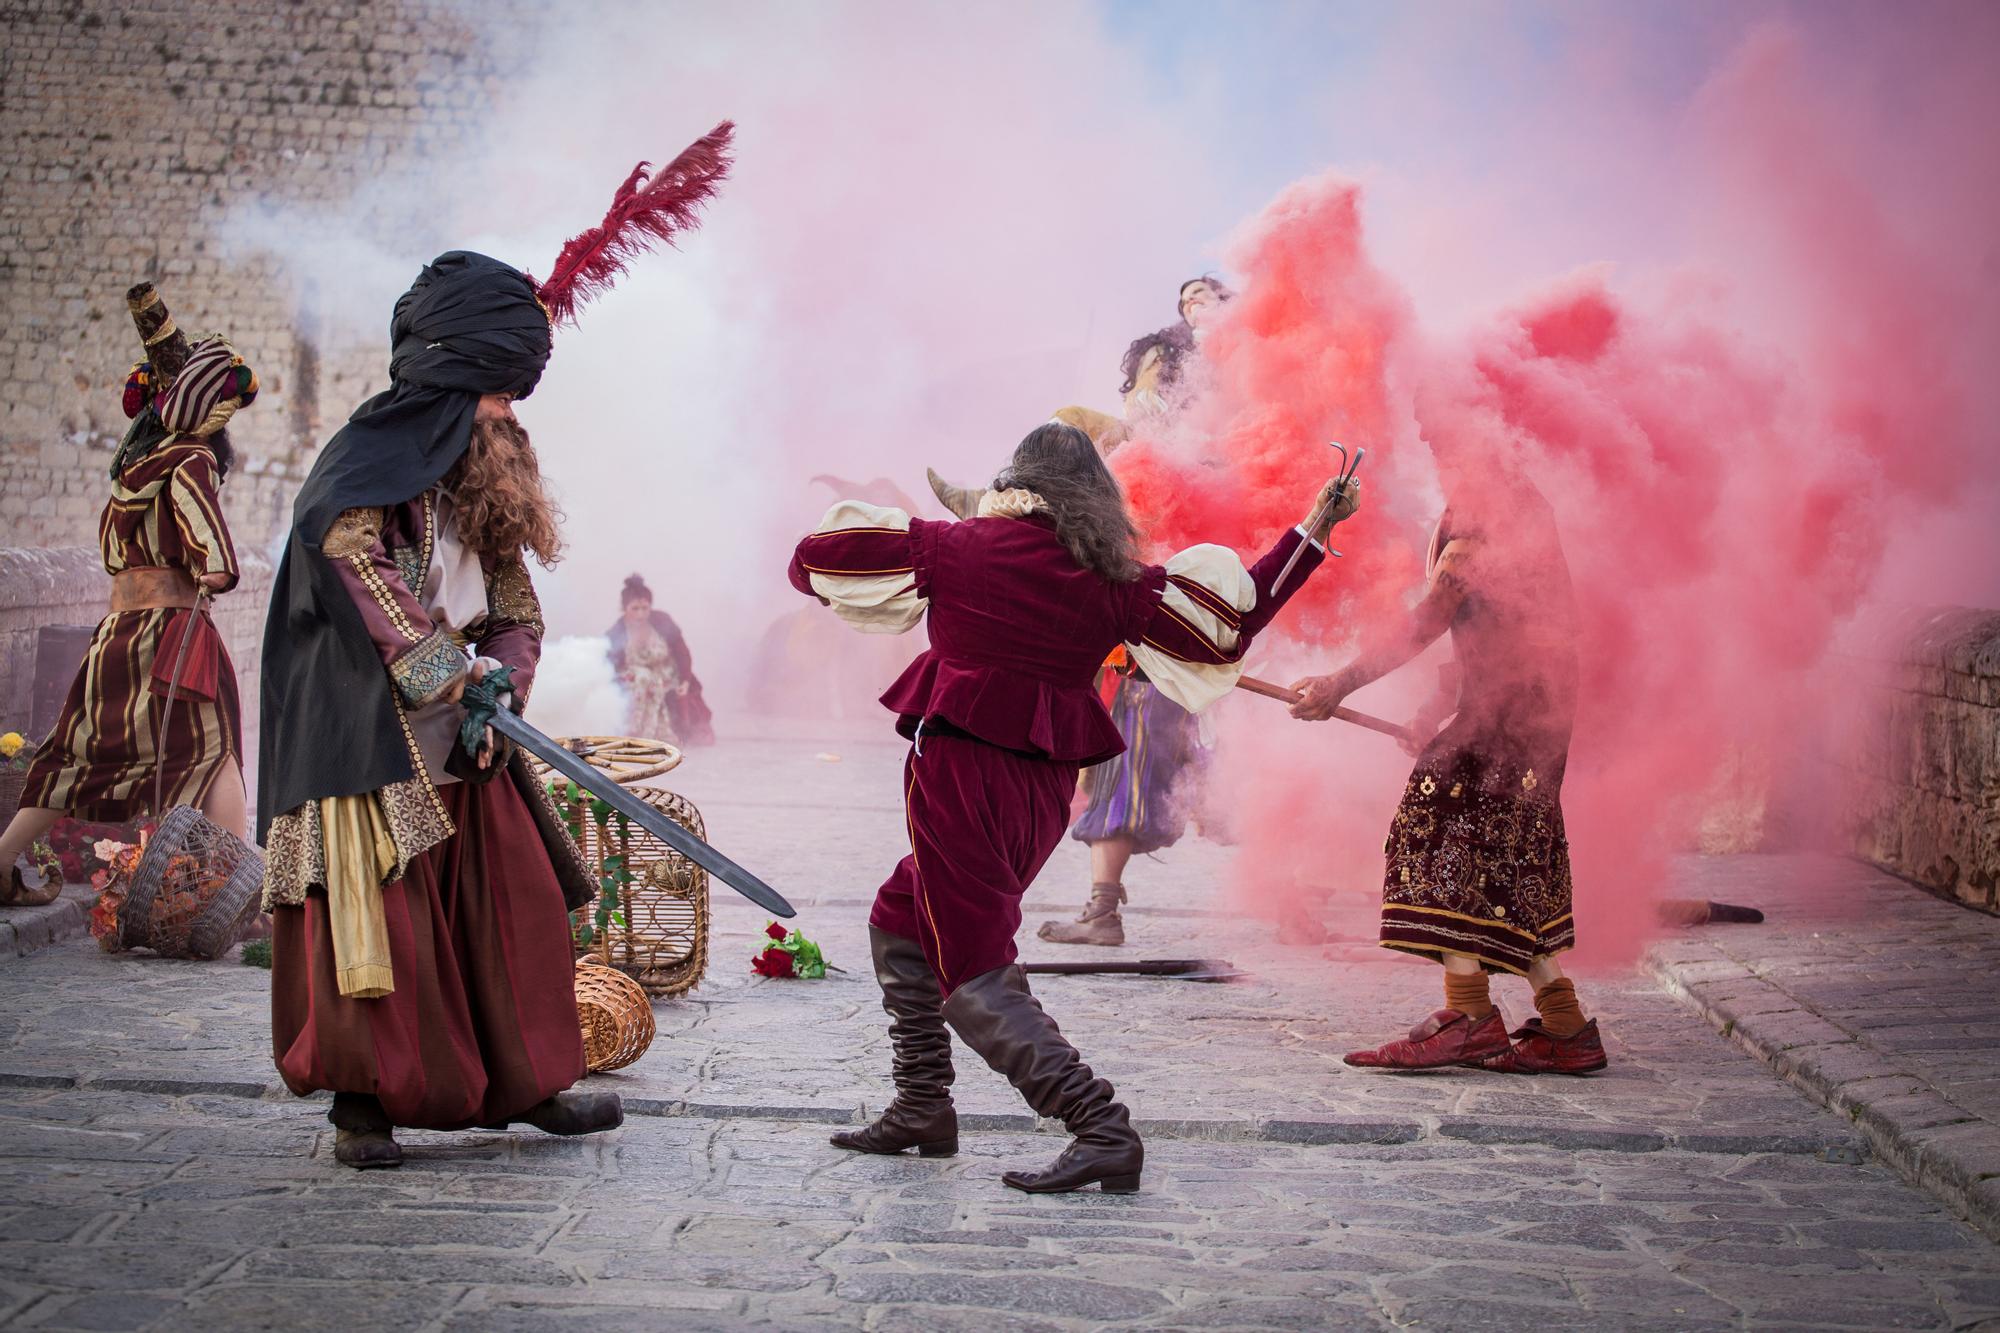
[389,630,465,707]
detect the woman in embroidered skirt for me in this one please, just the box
[1289,435,1607,1076]
[0,286,257,905]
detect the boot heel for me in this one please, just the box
[917,1138,959,1157]
[1099,1173,1142,1193]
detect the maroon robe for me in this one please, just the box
[270,492,585,1129]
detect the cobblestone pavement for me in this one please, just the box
[1650,853,2000,1241]
[0,723,1996,1329]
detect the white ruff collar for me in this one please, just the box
[977,488,1049,519]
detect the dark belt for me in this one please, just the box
[911,715,1041,760]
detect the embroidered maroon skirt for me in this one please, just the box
[1379,713,1575,977]
[270,776,585,1130]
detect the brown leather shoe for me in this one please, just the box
[1037,883,1126,947]
[1478,1018,1609,1075]
[831,927,958,1157]
[943,964,1142,1194]
[328,1092,402,1169]
[2,861,62,908]
[334,1127,403,1168]
[495,1090,624,1136]
[1343,1008,1512,1071]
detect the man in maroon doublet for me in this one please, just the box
[791,422,1358,1193]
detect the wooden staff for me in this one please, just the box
[1235,674,1414,744]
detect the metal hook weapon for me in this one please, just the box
[1273,441,1365,594]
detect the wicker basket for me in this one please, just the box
[561,786,712,997]
[118,805,264,960]
[575,960,656,1072]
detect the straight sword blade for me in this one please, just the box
[488,708,796,919]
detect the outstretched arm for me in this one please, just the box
[1126,476,1361,713]
[1289,538,1469,721]
[788,500,928,634]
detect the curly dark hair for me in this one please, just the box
[991,423,1141,582]
[1116,275,1233,397]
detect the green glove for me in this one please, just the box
[457,663,517,757]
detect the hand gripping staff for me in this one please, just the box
[465,668,796,918]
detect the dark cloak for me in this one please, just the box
[257,251,552,837]
[605,610,716,746]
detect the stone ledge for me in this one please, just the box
[1649,936,2000,1244]
[0,886,88,962]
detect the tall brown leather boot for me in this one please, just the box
[942,964,1143,1193]
[830,926,958,1157]
[1037,882,1126,947]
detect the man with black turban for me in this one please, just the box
[259,251,620,1169]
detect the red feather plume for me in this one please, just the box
[531,120,735,328]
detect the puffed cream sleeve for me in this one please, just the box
[1127,525,1327,712]
[787,500,928,635]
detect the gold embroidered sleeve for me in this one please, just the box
[485,557,545,636]
[323,507,386,559]
[389,630,466,707]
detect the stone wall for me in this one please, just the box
[0,545,274,773]
[0,0,529,551]
[1838,607,2000,913]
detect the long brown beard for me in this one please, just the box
[446,416,565,567]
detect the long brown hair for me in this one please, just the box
[445,415,565,566]
[992,422,1141,582]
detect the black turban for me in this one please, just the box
[388,250,552,400]
[258,252,554,833]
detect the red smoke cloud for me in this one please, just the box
[1114,22,1997,962]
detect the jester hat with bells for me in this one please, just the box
[111,282,260,478]
[258,121,735,838]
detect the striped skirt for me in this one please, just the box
[19,609,241,822]
[1070,676,1204,855]
[270,776,586,1130]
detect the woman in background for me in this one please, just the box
[607,574,715,746]
[1042,275,1233,946]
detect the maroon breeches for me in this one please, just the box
[870,732,1079,996]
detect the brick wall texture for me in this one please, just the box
[1839,608,2000,914]
[0,0,523,553]
[1,0,538,802]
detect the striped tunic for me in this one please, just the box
[19,441,242,821]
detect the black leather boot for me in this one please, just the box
[942,964,1143,1193]
[329,1092,402,1169]
[831,927,958,1157]
[487,1089,624,1136]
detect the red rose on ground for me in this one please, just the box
[751,947,795,978]
[765,922,790,942]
